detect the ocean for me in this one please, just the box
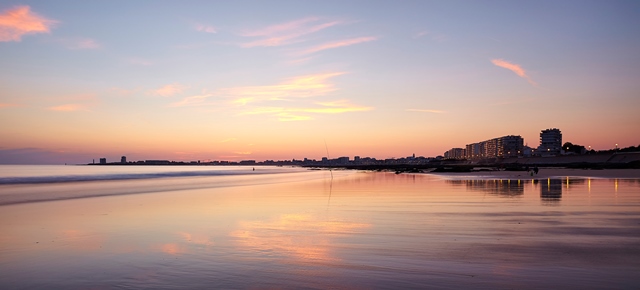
[1,165,639,289]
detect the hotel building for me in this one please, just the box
[538,128,562,156]
[465,135,524,159]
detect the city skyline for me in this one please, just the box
[1,1,640,164]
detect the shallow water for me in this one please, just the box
[1,166,639,289]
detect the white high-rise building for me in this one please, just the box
[538,128,562,156]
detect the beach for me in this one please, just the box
[1,165,640,288]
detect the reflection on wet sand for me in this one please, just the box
[230,214,370,263]
[540,179,562,205]
[1,172,640,289]
[447,179,524,197]
[444,177,618,204]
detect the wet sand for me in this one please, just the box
[427,168,640,180]
[1,170,639,288]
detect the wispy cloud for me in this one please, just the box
[405,109,446,113]
[0,5,56,42]
[219,72,346,105]
[151,83,188,97]
[169,72,344,107]
[240,17,343,48]
[413,30,447,42]
[491,59,536,86]
[242,17,319,37]
[63,38,100,49]
[300,36,377,55]
[490,97,535,106]
[169,73,373,121]
[287,57,314,65]
[276,113,312,122]
[195,24,216,33]
[0,103,18,108]
[109,87,140,97]
[235,151,252,155]
[46,93,97,112]
[413,31,428,39]
[47,104,88,112]
[241,100,373,121]
[168,93,214,107]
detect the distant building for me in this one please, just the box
[538,128,562,156]
[145,160,170,165]
[465,135,524,159]
[99,158,106,164]
[498,135,524,157]
[121,156,126,163]
[444,148,466,160]
[336,156,349,164]
[239,160,256,165]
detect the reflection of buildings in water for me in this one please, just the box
[447,179,524,197]
[541,179,562,204]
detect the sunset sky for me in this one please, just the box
[1,1,639,164]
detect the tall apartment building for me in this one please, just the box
[444,148,466,159]
[538,128,562,156]
[465,135,524,159]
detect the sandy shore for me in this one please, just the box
[426,168,640,180]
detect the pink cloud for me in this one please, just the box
[0,6,56,42]
[64,38,100,49]
[151,83,188,97]
[241,17,319,37]
[168,93,214,107]
[241,99,373,121]
[195,24,216,33]
[301,36,377,55]
[0,103,18,108]
[240,17,343,48]
[47,104,87,112]
[169,72,346,108]
[405,109,446,114]
[491,59,536,86]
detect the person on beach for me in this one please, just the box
[534,166,539,175]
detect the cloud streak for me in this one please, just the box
[0,103,18,108]
[168,73,373,121]
[47,104,88,112]
[63,38,100,49]
[405,109,446,113]
[168,93,214,107]
[491,59,536,86]
[169,78,346,108]
[195,24,216,33]
[300,36,377,55]
[241,100,373,121]
[0,6,56,42]
[152,83,188,97]
[240,17,343,48]
[211,72,346,105]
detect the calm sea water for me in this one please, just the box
[1,165,639,289]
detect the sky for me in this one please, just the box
[1,0,639,164]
